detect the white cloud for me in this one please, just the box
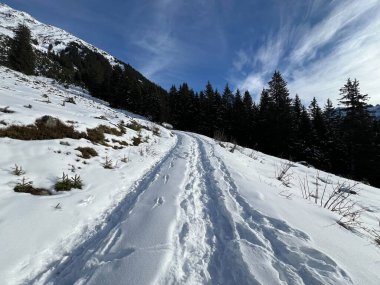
[233,0,380,104]
[289,0,378,65]
[238,74,266,99]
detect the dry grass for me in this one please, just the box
[126,120,142,132]
[76,147,98,159]
[0,116,84,140]
[0,106,15,113]
[133,135,142,146]
[86,124,123,144]
[12,164,25,176]
[102,156,114,169]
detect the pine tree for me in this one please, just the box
[290,94,304,159]
[292,94,302,124]
[8,24,36,75]
[257,89,274,153]
[338,79,374,181]
[242,90,254,145]
[221,84,234,137]
[339,79,369,117]
[232,89,245,143]
[308,97,328,166]
[267,71,293,156]
[309,97,327,138]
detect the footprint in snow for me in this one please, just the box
[78,195,95,206]
[152,197,165,209]
[163,174,169,184]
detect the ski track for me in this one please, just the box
[25,133,353,285]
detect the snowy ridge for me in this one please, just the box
[0,3,119,65]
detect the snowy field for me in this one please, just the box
[1,67,380,285]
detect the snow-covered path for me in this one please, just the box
[28,133,354,285]
[28,133,351,284]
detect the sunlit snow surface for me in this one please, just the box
[0,3,119,65]
[0,67,379,285]
[0,2,380,284]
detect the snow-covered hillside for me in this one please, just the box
[0,3,118,65]
[1,66,380,285]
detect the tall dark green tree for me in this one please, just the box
[339,78,375,182]
[8,24,36,75]
[221,84,234,136]
[308,97,328,166]
[267,71,293,156]
[257,89,275,152]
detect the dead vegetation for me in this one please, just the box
[121,154,129,163]
[64,97,76,104]
[102,156,115,169]
[0,106,15,113]
[214,129,227,142]
[75,147,98,159]
[12,164,25,176]
[0,115,130,147]
[86,124,124,144]
[126,120,142,132]
[0,116,84,140]
[133,135,142,146]
[276,161,293,187]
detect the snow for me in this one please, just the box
[0,4,380,283]
[0,67,380,284]
[0,67,176,284]
[0,3,120,66]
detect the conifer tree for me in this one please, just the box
[339,79,374,180]
[257,89,274,152]
[8,24,36,75]
[267,71,293,156]
[221,84,234,136]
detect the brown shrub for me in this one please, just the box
[133,135,142,146]
[127,120,142,132]
[76,147,98,159]
[86,124,123,144]
[0,116,85,140]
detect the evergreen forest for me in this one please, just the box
[2,24,380,187]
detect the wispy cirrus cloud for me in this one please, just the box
[232,0,380,104]
[125,0,228,86]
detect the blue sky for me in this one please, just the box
[4,0,380,104]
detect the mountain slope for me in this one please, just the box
[1,66,380,285]
[1,4,380,285]
[0,3,118,63]
[0,3,168,122]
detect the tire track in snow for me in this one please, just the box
[200,137,353,285]
[24,135,183,285]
